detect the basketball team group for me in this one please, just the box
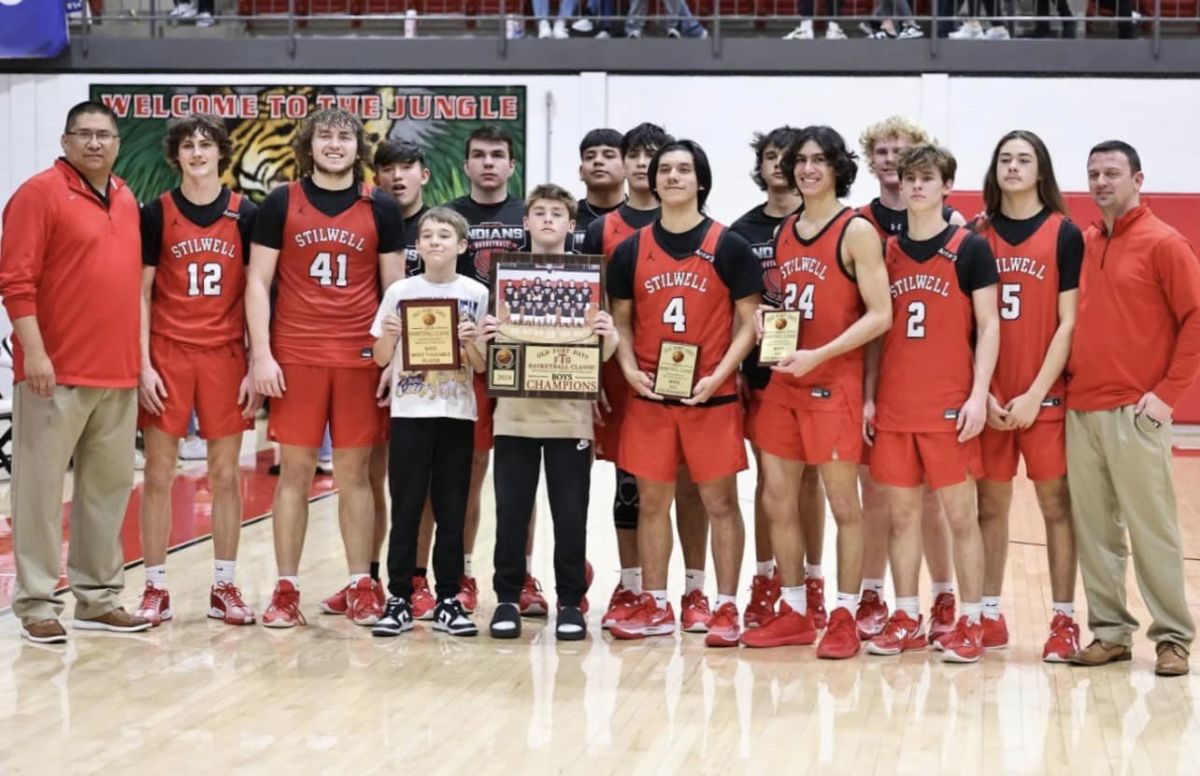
[1,100,1197,677]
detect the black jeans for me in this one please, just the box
[386,417,474,601]
[492,435,592,607]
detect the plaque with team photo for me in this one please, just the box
[487,252,605,399]
[758,310,801,366]
[399,298,460,371]
[654,341,700,400]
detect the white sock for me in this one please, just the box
[213,559,236,586]
[463,555,473,577]
[781,586,807,614]
[350,573,370,586]
[755,560,776,577]
[836,591,860,610]
[145,564,167,590]
[1052,602,1075,618]
[279,575,300,589]
[804,564,823,580]
[931,581,956,596]
[650,589,669,608]
[896,596,920,619]
[862,578,885,594]
[982,596,1002,620]
[962,601,982,624]
[716,593,736,608]
[684,569,705,595]
[621,567,643,594]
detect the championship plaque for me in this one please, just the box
[487,253,605,400]
[399,299,460,371]
[758,310,801,366]
[654,341,700,400]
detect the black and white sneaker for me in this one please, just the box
[372,597,413,637]
[489,602,522,639]
[433,598,478,636]
[556,606,586,641]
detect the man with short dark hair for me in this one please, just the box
[1066,140,1200,677]
[0,100,151,643]
[573,128,625,252]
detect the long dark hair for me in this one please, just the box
[983,130,1067,218]
[782,125,858,199]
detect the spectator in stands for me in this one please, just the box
[783,0,846,39]
[535,0,577,37]
[948,0,1010,38]
[0,100,151,643]
[626,0,708,38]
[1033,0,1076,37]
[169,0,216,28]
[863,0,923,38]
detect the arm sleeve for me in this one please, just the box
[141,199,164,267]
[582,218,604,257]
[250,186,289,249]
[1152,234,1200,406]
[606,236,637,300]
[237,199,259,265]
[1056,220,1084,292]
[372,191,406,254]
[956,234,999,294]
[714,231,765,300]
[0,180,52,320]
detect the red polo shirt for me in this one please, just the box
[0,158,141,388]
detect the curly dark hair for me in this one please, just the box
[782,125,858,199]
[750,125,802,192]
[163,113,233,175]
[292,108,368,180]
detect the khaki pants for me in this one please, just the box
[1066,406,1194,648]
[11,383,137,624]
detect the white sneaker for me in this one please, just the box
[134,449,145,471]
[783,20,814,39]
[985,24,1010,39]
[179,436,208,461]
[169,2,196,18]
[825,21,847,39]
[552,19,568,38]
[595,29,611,38]
[537,19,552,38]
[571,17,593,33]
[898,23,924,38]
[196,11,214,27]
[949,23,984,39]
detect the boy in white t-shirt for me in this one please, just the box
[481,184,619,641]
[370,207,488,638]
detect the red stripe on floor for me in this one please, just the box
[0,449,336,610]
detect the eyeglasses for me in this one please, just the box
[65,130,119,144]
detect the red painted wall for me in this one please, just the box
[946,191,1200,422]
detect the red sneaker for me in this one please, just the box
[1042,612,1081,663]
[740,602,817,648]
[519,574,549,616]
[263,580,307,628]
[704,602,741,648]
[209,582,256,625]
[817,607,861,659]
[457,575,479,613]
[347,578,383,626]
[982,613,1009,650]
[806,577,828,629]
[319,584,349,615]
[680,589,712,633]
[928,592,956,646]
[602,584,639,630]
[411,576,436,620]
[745,569,781,629]
[610,594,676,640]
[866,611,926,655]
[134,584,173,627]
[941,616,985,663]
[855,589,888,640]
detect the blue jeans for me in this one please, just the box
[626,0,705,35]
[533,0,579,17]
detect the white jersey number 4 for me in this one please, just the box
[663,296,686,333]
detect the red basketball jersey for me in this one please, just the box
[632,221,736,397]
[876,228,975,432]
[273,181,380,368]
[856,202,889,242]
[601,209,638,257]
[151,190,246,348]
[763,208,866,412]
[978,213,1066,420]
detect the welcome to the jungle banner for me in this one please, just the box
[90,84,527,205]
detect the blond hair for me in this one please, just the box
[525,183,577,220]
[417,206,470,243]
[859,116,933,173]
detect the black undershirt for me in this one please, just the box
[141,187,258,266]
[897,226,998,296]
[572,197,623,253]
[607,217,763,302]
[251,177,406,253]
[581,203,660,257]
[985,209,1084,292]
